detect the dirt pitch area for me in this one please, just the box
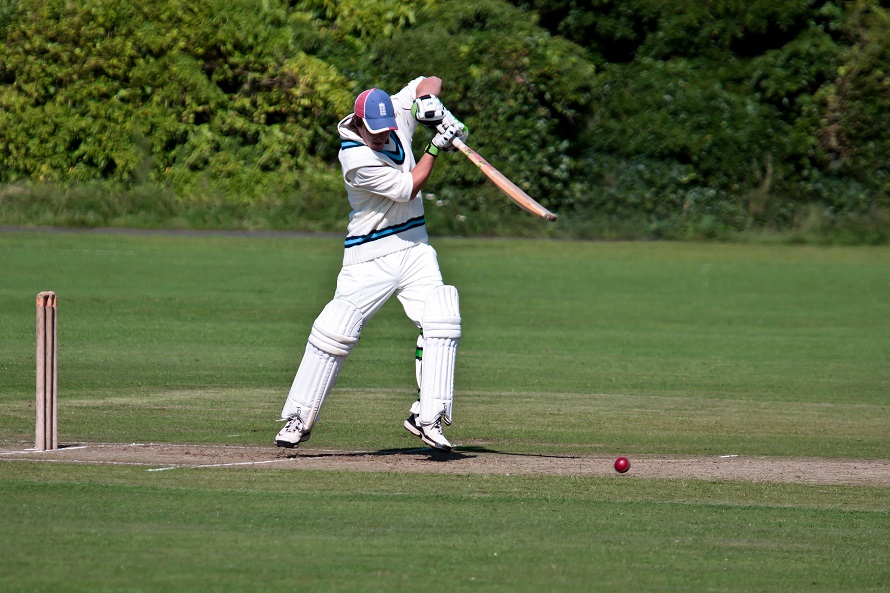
[3,442,889,486]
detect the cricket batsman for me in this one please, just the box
[275,76,468,452]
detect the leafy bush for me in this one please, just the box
[511,0,888,239]
[0,0,887,241]
[0,0,352,198]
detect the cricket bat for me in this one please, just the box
[451,137,558,222]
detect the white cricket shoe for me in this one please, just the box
[419,417,452,451]
[275,416,310,448]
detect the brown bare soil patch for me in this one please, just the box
[3,442,888,486]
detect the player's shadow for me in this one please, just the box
[352,446,475,462]
[298,446,474,462]
[287,445,575,462]
[453,445,578,460]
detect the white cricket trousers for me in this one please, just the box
[334,242,444,327]
[278,241,455,426]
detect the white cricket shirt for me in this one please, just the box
[338,77,430,266]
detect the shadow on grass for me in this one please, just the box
[293,447,475,462]
[291,445,578,462]
[455,445,579,460]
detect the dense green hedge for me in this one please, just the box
[0,0,887,241]
[0,0,352,198]
[515,0,890,241]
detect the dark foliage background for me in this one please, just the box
[0,0,887,241]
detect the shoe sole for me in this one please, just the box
[275,430,311,449]
[403,419,422,437]
[420,433,452,452]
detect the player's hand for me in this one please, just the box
[413,95,445,128]
[440,112,468,150]
[432,123,461,151]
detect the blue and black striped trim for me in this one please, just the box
[340,135,406,165]
[344,216,426,249]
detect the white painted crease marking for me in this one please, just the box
[1,458,158,467]
[146,459,292,472]
[0,445,90,455]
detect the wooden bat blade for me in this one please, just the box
[451,138,557,222]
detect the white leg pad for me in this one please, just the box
[419,285,461,426]
[280,343,341,431]
[280,299,363,430]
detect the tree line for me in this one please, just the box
[1,0,887,241]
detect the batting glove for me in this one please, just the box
[413,95,445,128]
[440,112,468,151]
[430,123,461,152]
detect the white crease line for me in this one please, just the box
[2,456,293,471]
[1,458,158,467]
[108,442,264,450]
[0,449,45,456]
[0,445,90,455]
[147,459,293,472]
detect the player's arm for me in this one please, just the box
[410,124,463,199]
[411,152,436,200]
[412,78,468,150]
[410,76,443,198]
[408,76,466,198]
[415,76,442,98]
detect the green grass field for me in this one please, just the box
[1,230,888,592]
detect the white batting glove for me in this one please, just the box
[439,112,468,151]
[425,123,461,157]
[413,95,445,128]
[432,123,461,150]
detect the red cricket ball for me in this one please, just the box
[614,456,630,474]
